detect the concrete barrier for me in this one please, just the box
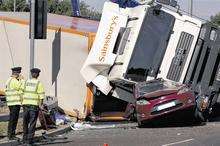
[0,12,98,116]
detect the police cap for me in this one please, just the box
[30,68,41,74]
[11,67,22,73]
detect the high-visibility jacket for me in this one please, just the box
[5,77,23,106]
[22,78,45,106]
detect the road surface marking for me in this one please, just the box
[162,138,194,146]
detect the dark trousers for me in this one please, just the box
[23,105,39,144]
[8,105,20,138]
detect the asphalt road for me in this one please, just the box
[39,119,220,146]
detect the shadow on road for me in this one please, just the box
[34,140,73,146]
[141,104,220,128]
[140,109,204,128]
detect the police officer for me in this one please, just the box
[5,67,23,140]
[22,68,45,145]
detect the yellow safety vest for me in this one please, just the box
[22,79,45,106]
[5,77,22,106]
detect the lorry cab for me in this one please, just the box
[110,5,202,84]
[81,1,201,96]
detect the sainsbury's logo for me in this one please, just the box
[98,16,119,62]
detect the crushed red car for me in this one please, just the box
[134,79,195,127]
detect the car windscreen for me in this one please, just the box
[125,7,175,82]
[138,80,168,95]
[137,79,179,95]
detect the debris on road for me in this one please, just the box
[70,122,116,131]
[39,96,77,130]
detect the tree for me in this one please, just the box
[47,0,73,16]
[0,0,29,11]
[80,1,101,20]
[210,12,220,26]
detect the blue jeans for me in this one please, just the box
[23,105,39,144]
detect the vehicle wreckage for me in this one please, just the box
[81,0,220,126]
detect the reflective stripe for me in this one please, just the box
[6,95,21,100]
[7,99,21,102]
[5,89,16,92]
[23,94,38,98]
[7,102,21,106]
[6,94,20,96]
[23,98,38,101]
[23,91,38,94]
[23,91,44,95]
[7,101,21,106]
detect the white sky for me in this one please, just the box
[83,0,220,20]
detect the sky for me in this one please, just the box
[83,0,220,20]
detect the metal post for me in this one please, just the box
[13,0,16,12]
[190,0,193,16]
[30,0,35,77]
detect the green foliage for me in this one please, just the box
[0,0,29,11]
[47,0,72,16]
[211,12,220,26]
[80,1,101,20]
[0,0,101,20]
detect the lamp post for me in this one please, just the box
[189,0,193,16]
[30,0,35,76]
[13,0,16,12]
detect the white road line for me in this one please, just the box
[162,138,194,146]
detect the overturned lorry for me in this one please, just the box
[81,1,220,123]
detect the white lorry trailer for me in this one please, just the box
[81,1,220,121]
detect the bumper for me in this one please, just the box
[136,93,195,122]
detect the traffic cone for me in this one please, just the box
[103,143,109,146]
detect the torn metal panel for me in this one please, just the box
[83,85,94,117]
[111,79,136,103]
[112,87,135,103]
[90,112,127,121]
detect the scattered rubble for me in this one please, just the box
[70,122,116,131]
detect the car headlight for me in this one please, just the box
[136,99,150,105]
